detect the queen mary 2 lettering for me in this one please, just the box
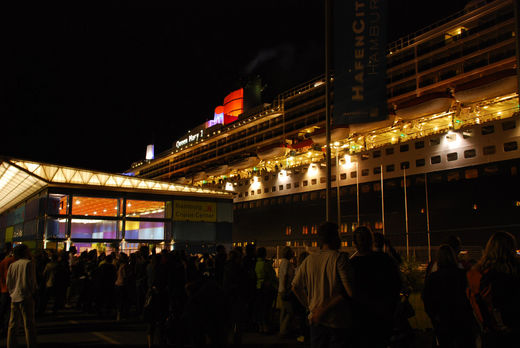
[334,0,387,125]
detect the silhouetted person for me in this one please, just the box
[254,247,277,333]
[6,244,37,348]
[241,243,257,329]
[423,244,476,348]
[223,249,246,344]
[278,246,295,338]
[349,226,401,348]
[0,244,14,336]
[214,245,227,288]
[115,253,130,321]
[467,231,520,347]
[95,254,116,317]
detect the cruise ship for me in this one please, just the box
[127,0,520,257]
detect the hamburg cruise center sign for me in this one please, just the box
[333,0,388,125]
[173,200,217,222]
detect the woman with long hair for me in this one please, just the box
[467,231,520,347]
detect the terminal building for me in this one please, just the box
[0,157,233,253]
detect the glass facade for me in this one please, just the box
[71,219,120,239]
[0,188,231,252]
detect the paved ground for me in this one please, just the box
[0,308,306,347]
[0,309,434,347]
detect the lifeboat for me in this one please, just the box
[173,176,191,185]
[454,69,517,104]
[228,156,261,171]
[257,143,290,160]
[291,138,314,150]
[395,92,453,120]
[349,114,397,135]
[190,171,206,182]
[310,125,350,145]
[206,164,229,177]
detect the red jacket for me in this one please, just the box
[0,256,16,293]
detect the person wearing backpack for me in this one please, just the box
[467,231,520,347]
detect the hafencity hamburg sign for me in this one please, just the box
[334,0,388,125]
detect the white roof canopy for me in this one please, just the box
[0,158,231,215]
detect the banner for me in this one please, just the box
[173,200,217,222]
[334,0,388,125]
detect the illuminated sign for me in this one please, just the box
[173,200,217,222]
[176,129,204,149]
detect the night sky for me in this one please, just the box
[1,0,470,173]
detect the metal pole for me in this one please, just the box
[356,161,360,226]
[514,0,520,97]
[325,0,332,221]
[425,173,432,262]
[380,165,385,235]
[404,168,409,260]
[336,150,341,227]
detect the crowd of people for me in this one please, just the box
[0,223,519,348]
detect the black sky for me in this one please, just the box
[1,0,470,173]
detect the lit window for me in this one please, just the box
[302,226,309,235]
[71,196,120,217]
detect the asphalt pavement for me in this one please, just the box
[0,308,306,348]
[0,308,434,347]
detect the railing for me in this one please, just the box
[387,0,499,53]
[277,74,327,101]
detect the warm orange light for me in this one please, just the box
[223,88,243,122]
[214,105,224,115]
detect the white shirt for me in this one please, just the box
[278,258,295,293]
[7,259,37,303]
[292,250,351,328]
